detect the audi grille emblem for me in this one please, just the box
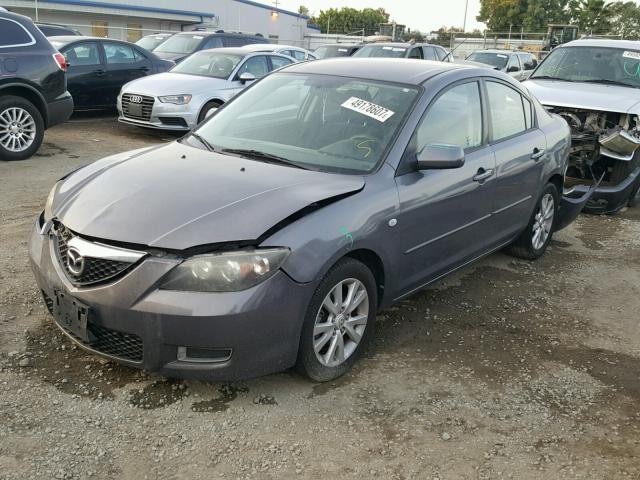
[66,247,85,277]
[128,95,143,104]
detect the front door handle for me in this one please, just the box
[473,168,494,183]
[93,69,106,76]
[138,66,150,72]
[531,148,546,161]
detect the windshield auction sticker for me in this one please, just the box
[623,51,640,60]
[341,97,395,122]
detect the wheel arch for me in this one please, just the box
[0,83,48,127]
[198,98,224,121]
[548,173,564,194]
[344,248,386,310]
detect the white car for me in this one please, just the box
[240,43,316,61]
[117,47,294,131]
[524,39,640,213]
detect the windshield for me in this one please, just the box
[353,45,407,58]
[171,51,243,78]
[314,45,352,58]
[466,52,508,69]
[155,34,204,54]
[136,35,170,51]
[531,46,640,88]
[192,73,420,174]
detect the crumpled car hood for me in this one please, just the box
[51,142,365,250]
[524,79,640,113]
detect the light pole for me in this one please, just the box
[462,0,469,32]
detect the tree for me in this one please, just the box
[298,5,310,17]
[609,1,640,39]
[403,29,425,42]
[568,0,612,34]
[309,7,391,35]
[477,0,528,31]
[523,0,570,31]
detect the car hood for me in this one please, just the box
[122,72,228,96]
[51,142,365,250]
[524,79,640,113]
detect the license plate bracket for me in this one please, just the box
[53,290,90,343]
[127,103,143,117]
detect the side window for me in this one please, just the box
[434,46,447,61]
[408,47,423,59]
[224,36,245,47]
[415,81,483,151]
[506,54,521,71]
[204,36,223,49]
[63,42,101,66]
[0,19,34,47]
[104,42,137,64]
[270,55,293,70]
[423,46,437,61]
[292,50,306,61]
[486,81,527,141]
[522,54,537,70]
[133,48,147,62]
[236,55,269,79]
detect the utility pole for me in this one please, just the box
[35,0,39,21]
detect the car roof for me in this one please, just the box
[49,35,129,44]
[472,49,517,54]
[195,47,287,57]
[174,30,263,38]
[360,42,437,48]
[282,57,480,84]
[317,43,362,48]
[562,38,640,49]
[241,44,305,51]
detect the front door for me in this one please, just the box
[485,80,547,240]
[61,41,105,109]
[393,80,496,297]
[103,41,152,107]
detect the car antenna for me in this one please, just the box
[442,36,469,62]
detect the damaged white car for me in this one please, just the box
[525,39,640,213]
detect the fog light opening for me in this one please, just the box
[177,346,232,363]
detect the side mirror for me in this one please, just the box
[417,144,465,170]
[238,72,256,84]
[507,65,520,72]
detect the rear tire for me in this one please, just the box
[296,258,377,382]
[197,100,222,124]
[0,96,44,161]
[506,183,559,260]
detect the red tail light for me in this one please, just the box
[53,52,67,72]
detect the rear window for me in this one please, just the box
[314,45,351,59]
[155,34,203,54]
[353,45,408,58]
[0,18,34,48]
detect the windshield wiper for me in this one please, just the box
[579,79,638,88]
[189,132,216,152]
[530,75,574,81]
[221,148,310,170]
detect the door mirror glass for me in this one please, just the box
[239,72,256,83]
[417,144,465,169]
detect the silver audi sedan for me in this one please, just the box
[117,47,294,131]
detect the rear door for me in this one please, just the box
[394,80,497,295]
[103,41,152,106]
[485,80,546,239]
[61,41,106,109]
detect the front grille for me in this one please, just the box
[121,93,154,121]
[57,317,143,362]
[53,224,136,287]
[159,117,188,128]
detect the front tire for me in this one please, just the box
[0,96,44,161]
[296,258,377,382]
[197,100,222,124]
[506,183,559,260]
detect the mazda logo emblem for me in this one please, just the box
[128,95,143,104]
[66,247,85,277]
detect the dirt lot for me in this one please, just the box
[1,115,639,480]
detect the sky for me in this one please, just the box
[280,0,485,33]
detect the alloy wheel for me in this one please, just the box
[313,278,369,367]
[0,107,36,153]
[532,193,554,250]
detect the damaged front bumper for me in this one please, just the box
[582,165,640,214]
[556,182,599,231]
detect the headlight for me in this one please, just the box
[158,94,192,105]
[160,248,290,292]
[44,181,59,221]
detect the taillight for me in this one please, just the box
[53,52,67,72]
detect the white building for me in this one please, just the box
[4,0,320,46]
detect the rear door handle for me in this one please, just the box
[93,69,106,76]
[473,168,494,183]
[138,66,150,72]
[531,148,545,160]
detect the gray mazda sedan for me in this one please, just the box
[30,58,578,382]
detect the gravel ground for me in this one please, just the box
[1,114,639,479]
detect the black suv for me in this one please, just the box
[152,30,269,63]
[0,11,73,160]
